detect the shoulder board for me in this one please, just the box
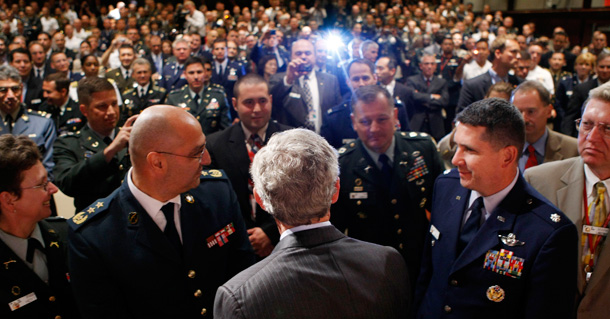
[124,88,136,95]
[169,86,186,95]
[153,85,166,93]
[70,81,78,88]
[60,130,81,138]
[400,131,431,140]
[26,109,51,118]
[338,141,358,156]
[68,197,112,230]
[211,83,224,90]
[107,78,116,84]
[200,169,227,179]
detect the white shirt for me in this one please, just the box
[526,65,555,95]
[127,168,183,241]
[65,35,82,52]
[280,221,332,241]
[74,28,91,41]
[584,164,610,222]
[382,79,396,97]
[184,10,206,37]
[462,59,492,80]
[40,16,59,34]
[463,170,519,226]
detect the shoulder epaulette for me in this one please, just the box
[210,83,225,91]
[400,131,430,140]
[124,87,136,95]
[338,141,358,156]
[153,85,166,93]
[68,197,112,230]
[107,78,116,85]
[200,169,227,179]
[168,87,184,95]
[70,81,78,88]
[26,109,51,118]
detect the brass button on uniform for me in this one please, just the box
[356,200,361,205]
[397,229,402,235]
[399,243,404,249]
[55,316,62,319]
[188,270,196,278]
[201,308,207,316]
[194,289,202,298]
[450,279,458,286]
[49,296,56,302]
[119,164,124,171]
[444,305,452,313]
[391,199,397,204]
[394,214,400,220]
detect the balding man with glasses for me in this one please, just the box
[525,81,610,319]
[67,105,255,319]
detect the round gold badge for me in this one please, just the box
[486,285,505,302]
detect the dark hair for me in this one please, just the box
[347,58,375,76]
[379,56,397,70]
[184,55,210,70]
[234,73,270,99]
[351,85,393,111]
[118,44,135,53]
[77,77,115,106]
[44,72,70,93]
[512,80,552,106]
[0,135,41,200]
[212,38,227,48]
[475,39,489,47]
[456,98,525,157]
[257,54,277,76]
[485,82,514,98]
[9,48,31,63]
[50,51,67,62]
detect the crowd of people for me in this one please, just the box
[1,0,610,318]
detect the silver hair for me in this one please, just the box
[588,80,610,104]
[132,57,151,70]
[0,65,22,84]
[172,37,189,49]
[250,128,339,226]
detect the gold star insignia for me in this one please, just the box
[96,202,104,209]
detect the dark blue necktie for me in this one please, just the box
[26,238,44,263]
[378,154,393,186]
[458,197,484,254]
[161,203,182,254]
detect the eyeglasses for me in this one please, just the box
[22,180,50,192]
[0,86,22,95]
[155,146,206,161]
[575,118,610,138]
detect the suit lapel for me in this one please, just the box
[227,125,251,183]
[544,130,563,163]
[437,184,470,265]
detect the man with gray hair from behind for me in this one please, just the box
[214,128,410,319]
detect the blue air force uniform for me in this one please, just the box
[67,170,255,319]
[414,170,577,319]
[160,61,188,93]
[330,131,443,291]
[0,106,56,178]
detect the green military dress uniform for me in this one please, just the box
[166,84,230,135]
[121,84,167,125]
[53,126,131,214]
[330,131,443,291]
[105,68,135,94]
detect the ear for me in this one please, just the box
[79,104,88,117]
[331,178,340,204]
[350,112,356,128]
[501,145,519,168]
[0,191,17,213]
[232,97,237,112]
[146,151,166,172]
[545,104,554,119]
[495,48,502,60]
[253,188,266,211]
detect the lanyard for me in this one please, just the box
[582,185,610,269]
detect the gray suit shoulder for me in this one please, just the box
[525,156,580,181]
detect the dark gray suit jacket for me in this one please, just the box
[457,71,522,113]
[214,226,410,319]
[269,71,341,129]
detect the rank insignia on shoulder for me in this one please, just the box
[550,213,561,222]
[201,169,225,179]
[69,198,110,229]
[206,223,236,248]
[483,249,524,279]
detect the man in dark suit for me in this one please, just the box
[210,39,246,103]
[376,56,414,119]
[207,74,291,258]
[68,105,255,319]
[41,72,86,135]
[9,48,43,110]
[104,44,136,94]
[270,39,341,133]
[511,81,578,172]
[457,35,522,113]
[407,54,449,141]
[144,35,169,75]
[563,52,610,137]
[121,58,166,124]
[414,98,577,318]
[331,85,442,293]
[53,77,133,213]
[214,128,410,319]
[0,135,78,319]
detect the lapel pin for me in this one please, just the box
[185,194,195,203]
[128,212,139,225]
[497,216,506,222]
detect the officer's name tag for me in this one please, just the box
[430,224,440,240]
[9,292,37,311]
[349,192,368,199]
[583,225,609,236]
[289,92,301,99]
[28,134,37,138]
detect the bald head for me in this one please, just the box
[130,105,202,166]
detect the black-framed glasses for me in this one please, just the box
[154,146,206,161]
[0,86,22,95]
[575,118,610,138]
[22,180,50,192]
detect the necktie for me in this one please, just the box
[302,75,315,130]
[583,182,608,280]
[194,93,200,108]
[378,154,393,186]
[5,114,13,133]
[139,87,145,98]
[249,134,263,154]
[26,238,44,263]
[426,78,431,87]
[103,136,112,145]
[161,203,182,253]
[124,70,130,79]
[458,197,484,254]
[524,145,538,170]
